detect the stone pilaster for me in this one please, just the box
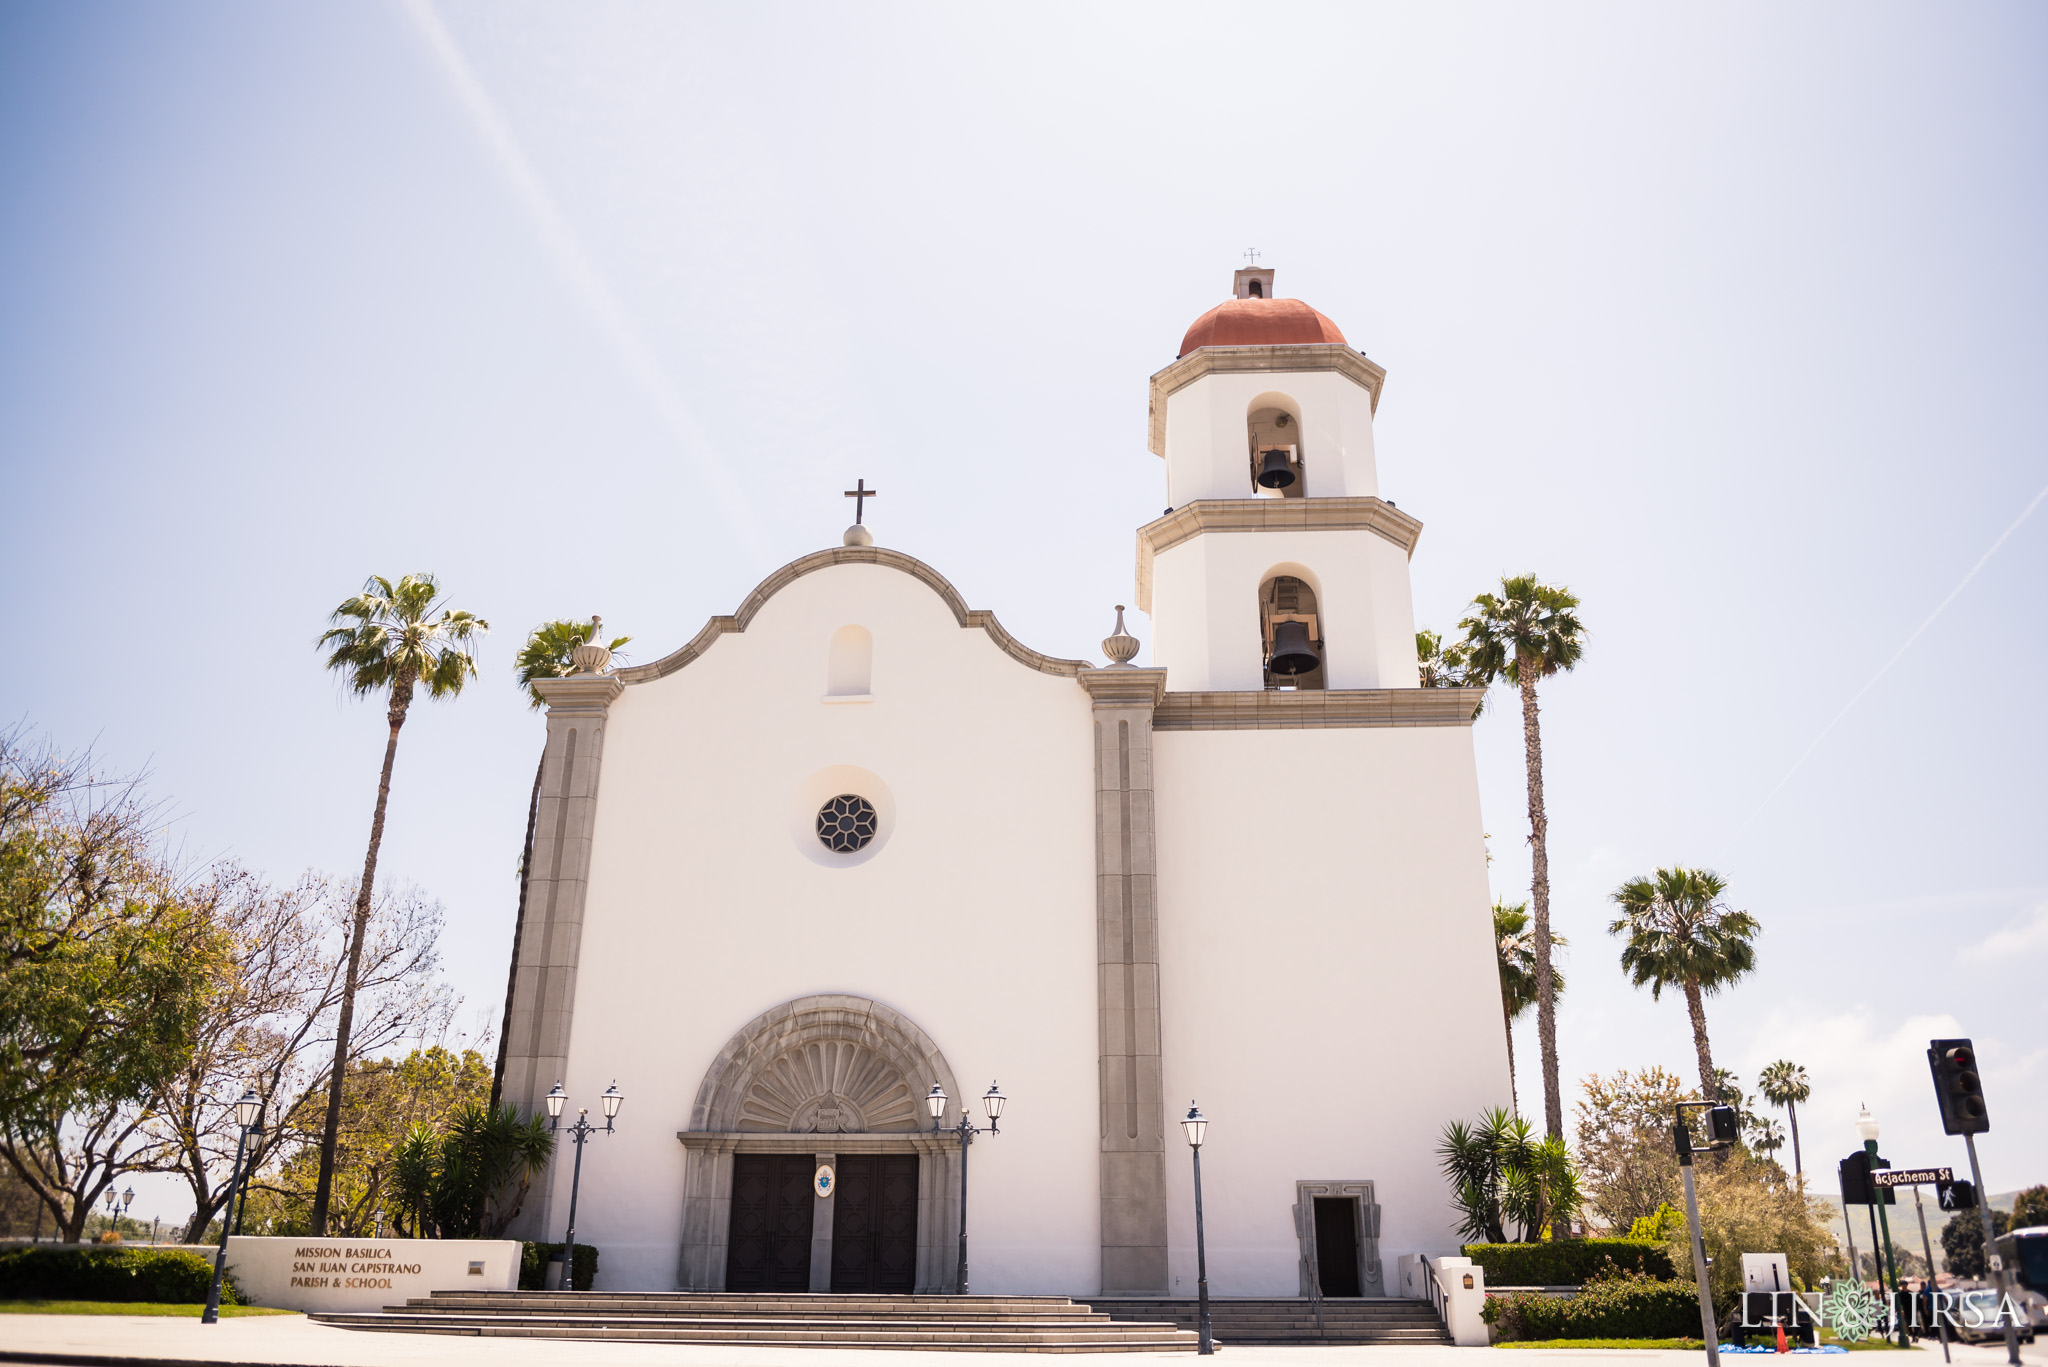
[1077,666,1170,1293]
[499,674,623,1238]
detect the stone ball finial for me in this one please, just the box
[843,523,874,547]
[570,615,613,676]
[1102,605,1140,667]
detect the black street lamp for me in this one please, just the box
[1181,1103,1213,1356]
[546,1080,622,1292]
[926,1080,1006,1295]
[203,1087,264,1325]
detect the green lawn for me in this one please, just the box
[0,1299,299,1317]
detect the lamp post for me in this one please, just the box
[1856,1105,1908,1348]
[202,1088,264,1325]
[1181,1103,1213,1356]
[546,1080,622,1292]
[926,1080,1006,1295]
[1673,1099,1740,1367]
[120,1186,134,1240]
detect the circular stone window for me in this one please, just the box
[816,794,879,853]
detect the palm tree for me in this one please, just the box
[490,618,629,1107]
[1607,867,1760,1104]
[1758,1059,1811,1183]
[1750,1116,1787,1163]
[1460,575,1585,1139]
[312,573,486,1234]
[1493,901,1566,1115]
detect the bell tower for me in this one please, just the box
[1137,269,1423,692]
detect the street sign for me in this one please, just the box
[1872,1167,1953,1188]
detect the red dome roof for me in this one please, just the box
[1178,297,1346,357]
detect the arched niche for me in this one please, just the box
[1259,562,1328,691]
[825,624,873,699]
[1246,390,1306,499]
[676,994,963,1292]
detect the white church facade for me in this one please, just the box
[495,268,1510,1298]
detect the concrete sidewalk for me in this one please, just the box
[0,1315,2013,1367]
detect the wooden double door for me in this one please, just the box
[724,1152,919,1294]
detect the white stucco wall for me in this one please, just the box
[1153,727,1509,1297]
[1149,530,1420,691]
[1161,369,1380,505]
[545,561,1102,1294]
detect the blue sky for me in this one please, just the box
[2,2,2043,1227]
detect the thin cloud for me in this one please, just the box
[1957,902,2048,965]
[395,0,769,562]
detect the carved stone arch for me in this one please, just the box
[676,994,964,1292]
[690,993,962,1133]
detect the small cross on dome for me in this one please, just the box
[1243,247,1260,265]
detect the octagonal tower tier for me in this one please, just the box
[1138,268,1422,693]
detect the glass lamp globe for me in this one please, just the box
[1181,1102,1208,1149]
[926,1083,948,1122]
[982,1082,1006,1121]
[122,1186,135,1211]
[1855,1104,1879,1145]
[600,1081,623,1120]
[545,1081,567,1120]
[233,1087,262,1129]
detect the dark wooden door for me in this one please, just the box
[725,1154,814,1291]
[1313,1197,1361,1297]
[830,1154,920,1293]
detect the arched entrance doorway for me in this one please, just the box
[676,994,963,1293]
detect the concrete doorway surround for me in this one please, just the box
[1294,1180,1383,1297]
[676,994,963,1293]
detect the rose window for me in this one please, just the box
[816,794,879,853]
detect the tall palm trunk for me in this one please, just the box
[1681,976,1717,1102]
[310,677,414,1235]
[490,752,546,1110]
[1518,662,1563,1139]
[1501,998,1519,1114]
[1786,1099,1803,1182]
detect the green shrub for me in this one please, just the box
[1462,1238,1675,1286]
[1484,1273,1701,1342]
[0,1246,238,1304]
[519,1241,598,1292]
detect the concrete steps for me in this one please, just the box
[309,1291,1204,1353]
[1083,1296,1454,1346]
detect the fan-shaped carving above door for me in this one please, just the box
[690,993,962,1135]
[739,1039,920,1133]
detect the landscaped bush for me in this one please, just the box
[0,1245,238,1304]
[1484,1272,1702,1342]
[1462,1238,1675,1287]
[519,1241,598,1292]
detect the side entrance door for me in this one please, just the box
[725,1154,814,1291]
[830,1154,920,1293]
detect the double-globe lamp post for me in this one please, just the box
[544,1080,623,1292]
[202,1087,264,1325]
[1182,1103,1213,1356]
[1855,1106,1912,1349]
[925,1081,1005,1295]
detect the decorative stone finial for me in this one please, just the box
[1102,606,1140,667]
[843,523,873,547]
[570,615,612,675]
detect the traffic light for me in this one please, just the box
[1937,1179,1978,1211]
[1928,1037,1990,1135]
[1708,1105,1740,1144]
[1838,1150,1896,1206]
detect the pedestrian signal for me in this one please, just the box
[1838,1150,1895,1206]
[1708,1105,1740,1144]
[1927,1037,1990,1135]
[1937,1179,1977,1211]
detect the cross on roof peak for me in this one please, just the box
[843,478,879,524]
[1243,247,1260,265]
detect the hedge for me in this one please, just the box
[0,1246,239,1304]
[1485,1276,1702,1342]
[520,1241,599,1292]
[1461,1239,1676,1287]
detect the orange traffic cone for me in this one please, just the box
[1775,1323,1790,1354]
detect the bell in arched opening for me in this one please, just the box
[1260,574,1326,689]
[1256,448,1297,489]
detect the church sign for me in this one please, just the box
[222,1235,520,1311]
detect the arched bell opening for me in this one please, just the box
[1246,394,1306,499]
[1260,572,1326,691]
